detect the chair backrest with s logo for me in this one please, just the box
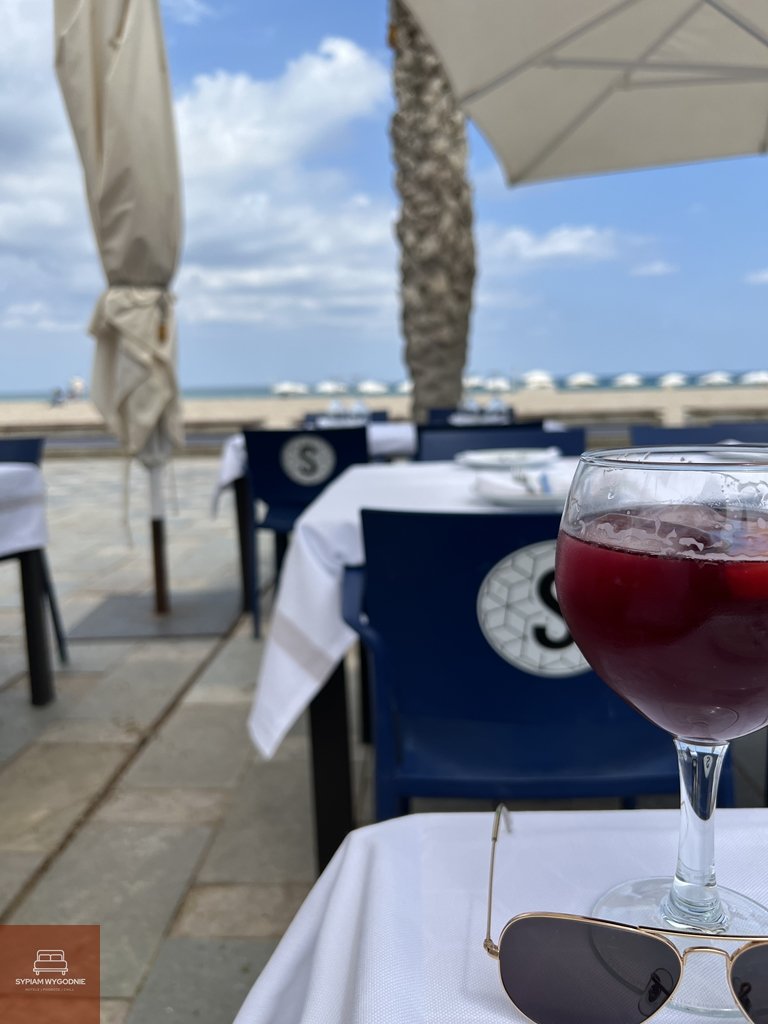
[243,427,368,525]
[242,427,369,634]
[342,509,719,820]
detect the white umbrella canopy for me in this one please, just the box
[55,0,184,611]
[402,0,768,184]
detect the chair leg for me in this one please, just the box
[375,778,409,821]
[234,476,256,610]
[40,552,68,664]
[19,550,55,706]
[720,753,735,808]
[359,641,372,745]
[275,531,289,579]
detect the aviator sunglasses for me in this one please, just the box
[483,806,768,1024]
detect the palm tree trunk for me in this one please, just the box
[389,0,476,423]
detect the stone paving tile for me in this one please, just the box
[124,937,275,1024]
[172,883,311,939]
[167,540,237,582]
[198,760,316,885]
[9,822,212,999]
[37,719,143,746]
[61,594,114,631]
[94,787,232,826]
[120,706,252,789]
[267,733,310,764]
[60,641,137,674]
[0,742,132,853]
[92,564,157,591]
[0,606,22,638]
[0,675,100,766]
[182,634,262,706]
[60,640,215,733]
[101,999,131,1024]
[0,850,45,917]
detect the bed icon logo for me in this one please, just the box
[33,948,68,975]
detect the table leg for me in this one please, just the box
[233,475,255,614]
[19,550,55,706]
[308,660,354,873]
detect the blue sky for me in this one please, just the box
[2,0,768,394]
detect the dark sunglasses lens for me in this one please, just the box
[731,945,768,1023]
[499,916,681,1024]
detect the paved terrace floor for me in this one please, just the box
[0,456,766,1024]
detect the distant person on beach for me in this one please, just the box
[66,376,86,400]
[50,387,65,407]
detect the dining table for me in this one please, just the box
[247,456,578,870]
[0,463,54,703]
[232,805,768,1023]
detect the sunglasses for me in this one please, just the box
[484,806,768,1024]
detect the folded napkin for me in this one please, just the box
[473,457,579,506]
[514,456,580,495]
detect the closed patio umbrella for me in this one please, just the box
[54,0,183,613]
[401,0,768,184]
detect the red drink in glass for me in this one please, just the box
[556,503,768,743]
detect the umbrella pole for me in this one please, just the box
[148,466,170,614]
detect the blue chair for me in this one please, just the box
[631,423,768,446]
[0,437,68,670]
[427,408,541,428]
[343,509,732,820]
[416,425,586,461]
[243,426,369,634]
[426,408,455,426]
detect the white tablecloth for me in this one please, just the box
[0,464,47,558]
[248,461,573,758]
[233,807,768,1024]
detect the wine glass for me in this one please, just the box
[555,446,768,943]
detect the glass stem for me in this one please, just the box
[662,738,729,932]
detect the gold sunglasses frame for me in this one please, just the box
[483,805,768,1023]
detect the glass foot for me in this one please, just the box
[593,877,768,1017]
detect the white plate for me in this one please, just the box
[473,474,567,508]
[455,446,561,470]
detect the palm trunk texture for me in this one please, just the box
[389,0,477,423]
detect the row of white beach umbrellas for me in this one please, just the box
[284,371,768,395]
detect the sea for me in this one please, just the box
[2,371,765,405]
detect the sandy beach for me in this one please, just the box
[0,394,413,436]
[2,384,768,443]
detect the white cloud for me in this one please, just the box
[177,39,388,180]
[630,260,678,277]
[0,300,81,332]
[487,225,617,264]
[162,0,213,26]
[0,12,396,367]
[174,38,394,332]
[746,268,768,284]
